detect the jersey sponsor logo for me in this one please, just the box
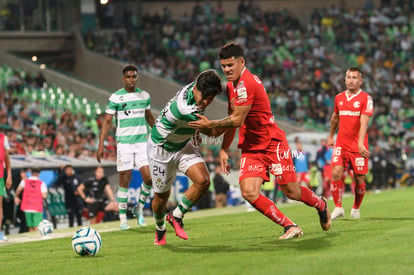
[353,101,360,108]
[275,143,291,161]
[236,87,247,100]
[270,163,283,175]
[355,157,365,167]
[339,110,361,116]
[248,164,264,172]
[124,109,145,116]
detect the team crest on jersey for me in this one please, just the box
[156,178,163,188]
[353,101,360,108]
[339,101,343,106]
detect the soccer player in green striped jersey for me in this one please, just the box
[97,64,155,230]
[149,69,225,245]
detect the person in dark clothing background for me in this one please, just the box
[371,145,387,192]
[54,165,83,227]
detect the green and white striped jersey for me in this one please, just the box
[105,87,151,144]
[151,82,204,152]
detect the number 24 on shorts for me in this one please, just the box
[152,165,166,177]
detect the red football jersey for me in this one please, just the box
[334,90,373,152]
[226,68,285,151]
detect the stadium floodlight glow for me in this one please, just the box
[32,56,38,62]
[40,64,46,69]
[100,0,109,4]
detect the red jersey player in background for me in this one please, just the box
[328,67,373,220]
[189,41,331,239]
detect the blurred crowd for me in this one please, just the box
[85,0,414,166]
[0,82,116,160]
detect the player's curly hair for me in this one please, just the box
[195,69,222,98]
[122,64,138,75]
[218,41,244,59]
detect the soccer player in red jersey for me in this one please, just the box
[328,67,373,220]
[189,42,331,239]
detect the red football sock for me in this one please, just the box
[299,185,326,211]
[331,180,344,207]
[353,182,365,209]
[251,194,294,228]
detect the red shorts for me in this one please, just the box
[239,140,296,185]
[331,146,368,175]
[296,172,310,184]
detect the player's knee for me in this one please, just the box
[241,189,259,203]
[154,191,169,204]
[331,171,342,181]
[195,179,210,192]
[280,183,301,200]
[283,188,299,200]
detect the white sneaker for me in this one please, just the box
[331,207,345,220]
[0,231,7,241]
[350,208,360,219]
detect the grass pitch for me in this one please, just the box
[2,188,414,275]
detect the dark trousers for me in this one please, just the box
[373,169,386,190]
[67,206,83,227]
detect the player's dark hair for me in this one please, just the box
[195,69,222,98]
[63,164,73,170]
[218,41,244,59]
[348,67,363,77]
[122,64,138,75]
[31,167,41,174]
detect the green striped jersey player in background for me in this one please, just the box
[97,64,155,230]
[148,69,226,245]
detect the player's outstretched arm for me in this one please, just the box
[189,105,251,129]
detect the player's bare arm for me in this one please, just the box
[14,185,23,205]
[77,183,94,203]
[145,109,155,128]
[358,114,371,158]
[97,113,113,163]
[4,150,12,189]
[104,184,116,202]
[219,128,237,175]
[189,105,251,129]
[328,112,339,147]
